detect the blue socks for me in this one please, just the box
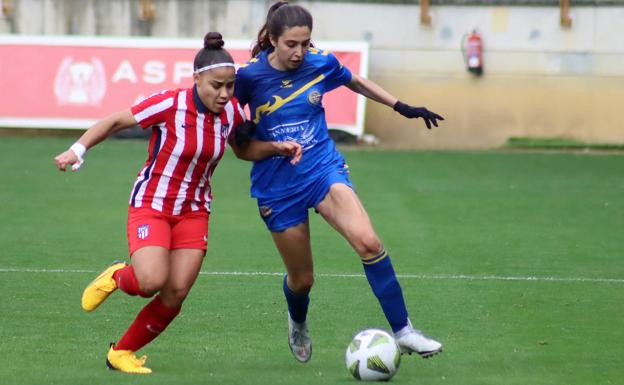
[283,275,310,323]
[282,250,408,332]
[362,250,409,333]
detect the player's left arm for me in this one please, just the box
[346,73,444,129]
[230,137,302,165]
[228,121,302,165]
[228,98,302,165]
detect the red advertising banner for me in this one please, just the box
[0,36,368,136]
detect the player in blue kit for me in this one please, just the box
[231,1,444,363]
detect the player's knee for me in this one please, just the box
[353,234,382,259]
[138,274,167,295]
[160,287,190,308]
[290,272,314,294]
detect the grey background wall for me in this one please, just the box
[1,0,622,148]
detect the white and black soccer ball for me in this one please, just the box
[345,329,401,381]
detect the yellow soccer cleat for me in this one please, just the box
[106,344,152,374]
[81,261,127,312]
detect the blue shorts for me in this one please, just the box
[257,164,354,232]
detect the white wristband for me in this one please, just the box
[69,142,86,171]
[70,142,86,158]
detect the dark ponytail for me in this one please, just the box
[251,1,313,57]
[194,32,234,72]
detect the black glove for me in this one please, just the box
[393,101,444,129]
[232,120,256,147]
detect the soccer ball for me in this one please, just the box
[345,329,401,381]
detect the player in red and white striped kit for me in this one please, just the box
[54,32,301,374]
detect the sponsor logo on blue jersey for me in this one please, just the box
[267,119,318,150]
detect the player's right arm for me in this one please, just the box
[55,89,175,172]
[54,109,137,172]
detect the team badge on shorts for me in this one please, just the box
[259,205,273,217]
[137,224,150,240]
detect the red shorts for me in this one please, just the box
[127,206,209,256]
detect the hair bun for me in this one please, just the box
[204,32,224,49]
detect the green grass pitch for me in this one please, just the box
[0,136,622,384]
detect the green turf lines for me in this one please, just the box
[1,136,623,384]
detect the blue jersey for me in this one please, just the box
[235,48,353,199]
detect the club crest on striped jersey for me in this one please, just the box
[137,224,150,240]
[220,123,230,137]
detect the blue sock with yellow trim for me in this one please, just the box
[283,275,310,323]
[362,250,409,333]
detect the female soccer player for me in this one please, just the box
[232,2,444,363]
[54,32,301,374]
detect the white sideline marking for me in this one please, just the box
[0,268,623,284]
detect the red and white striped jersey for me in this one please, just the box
[129,87,245,215]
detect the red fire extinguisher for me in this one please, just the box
[462,30,483,76]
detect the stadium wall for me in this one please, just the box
[1,0,622,148]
